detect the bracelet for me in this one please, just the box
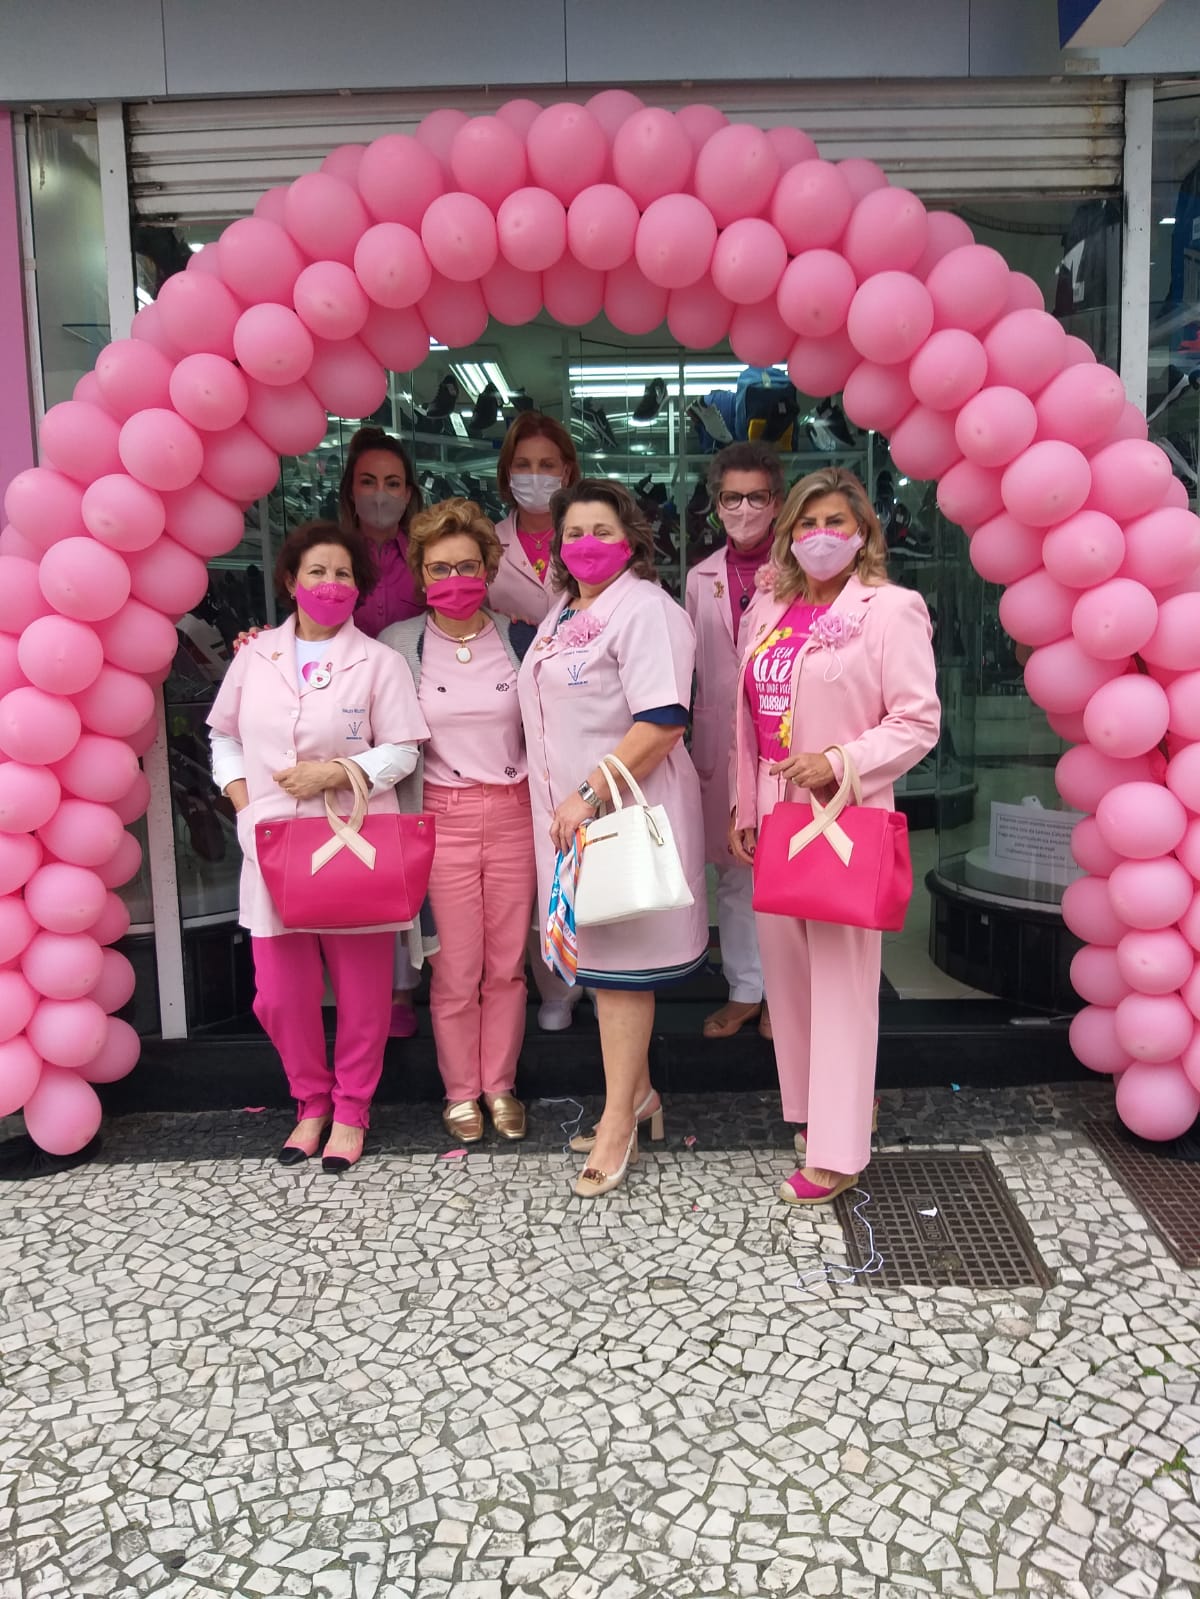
[578,778,601,810]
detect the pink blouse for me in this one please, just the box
[744,600,828,763]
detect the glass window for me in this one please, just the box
[1149,87,1200,514]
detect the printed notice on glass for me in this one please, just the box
[988,801,1085,886]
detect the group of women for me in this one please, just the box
[209,413,940,1203]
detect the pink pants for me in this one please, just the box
[754,764,881,1174]
[425,780,536,1102]
[251,930,394,1129]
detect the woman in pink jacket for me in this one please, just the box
[339,425,426,637]
[731,468,939,1206]
[487,412,580,628]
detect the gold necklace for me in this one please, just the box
[434,616,488,663]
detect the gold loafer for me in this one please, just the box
[442,1099,484,1143]
[485,1092,527,1141]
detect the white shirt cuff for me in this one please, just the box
[210,730,246,794]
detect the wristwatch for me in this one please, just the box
[578,778,601,810]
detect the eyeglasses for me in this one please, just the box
[718,490,775,510]
[424,559,483,580]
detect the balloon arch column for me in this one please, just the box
[3,93,1200,1157]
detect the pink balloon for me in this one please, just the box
[1042,510,1124,588]
[1118,928,1195,996]
[167,354,248,435]
[0,895,36,964]
[219,216,306,307]
[18,616,103,696]
[111,769,151,825]
[353,222,432,310]
[89,891,131,947]
[786,329,862,399]
[94,340,173,421]
[1072,944,1132,1007]
[480,258,542,327]
[243,378,329,459]
[72,371,106,407]
[925,245,1011,332]
[842,362,914,434]
[39,799,123,868]
[1062,879,1128,947]
[1115,991,1195,1062]
[233,304,314,387]
[52,733,138,807]
[0,764,61,832]
[184,243,226,280]
[417,273,489,346]
[1071,815,1124,876]
[666,278,734,349]
[635,195,717,290]
[415,108,472,171]
[765,125,819,170]
[584,89,645,139]
[1141,594,1200,672]
[1082,674,1169,757]
[23,930,104,1001]
[94,596,183,676]
[955,387,1038,469]
[80,474,166,553]
[0,972,37,1048]
[909,330,987,412]
[1071,578,1158,661]
[306,336,387,420]
[838,159,889,201]
[292,261,369,341]
[776,250,857,339]
[732,300,797,371]
[846,273,933,365]
[96,830,142,890]
[526,105,607,204]
[1002,441,1091,528]
[321,143,366,183]
[912,210,975,278]
[711,218,788,307]
[695,125,780,227]
[284,172,369,265]
[4,466,87,550]
[73,664,156,739]
[1097,401,1151,448]
[1109,856,1194,933]
[39,538,131,623]
[358,304,431,373]
[1034,362,1126,449]
[0,632,27,701]
[449,116,527,210]
[1088,440,1174,522]
[0,834,42,898]
[0,524,44,562]
[155,271,241,360]
[25,862,108,936]
[1056,744,1154,812]
[202,422,281,504]
[541,257,605,328]
[612,110,694,207]
[357,135,445,229]
[1116,1060,1200,1140]
[771,161,854,253]
[1025,638,1126,713]
[998,569,1076,648]
[496,187,566,274]
[40,401,123,485]
[1163,476,1191,509]
[126,534,210,616]
[28,1000,107,1073]
[88,950,136,1015]
[118,409,204,494]
[1120,507,1200,592]
[421,192,499,283]
[567,185,640,273]
[604,261,668,335]
[1167,671,1200,740]
[842,187,928,277]
[888,405,962,480]
[936,460,1004,531]
[0,1035,40,1116]
[0,557,53,633]
[1004,272,1046,313]
[674,104,730,151]
[966,512,1045,584]
[983,310,1067,395]
[1070,1004,1130,1072]
[22,1062,100,1151]
[76,1015,140,1083]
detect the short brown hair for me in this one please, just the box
[406,498,503,595]
[338,425,423,536]
[548,478,659,599]
[274,520,377,608]
[496,412,580,506]
[772,467,889,603]
[706,441,785,501]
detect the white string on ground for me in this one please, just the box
[794,1186,885,1293]
[534,1096,587,1156]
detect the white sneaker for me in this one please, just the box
[538,1002,574,1032]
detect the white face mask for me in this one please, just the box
[792,531,863,583]
[355,489,406,530]
[509,473,562,514]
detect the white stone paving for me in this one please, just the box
[0,1121,1198,1597]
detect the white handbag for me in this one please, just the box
[574,754,695,928]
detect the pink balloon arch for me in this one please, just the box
[4,92,1200,1154]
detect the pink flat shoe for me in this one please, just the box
[389,1000,418,1039]
[778,1169,860,1206]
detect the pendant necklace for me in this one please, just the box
[451,629,483,664]
[731,564,752,612]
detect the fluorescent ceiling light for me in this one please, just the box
[1160,217,1177,225]
[568,362,748,382]
[451,360,515,402]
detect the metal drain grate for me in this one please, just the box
[1085,1119,1200,1268]
[833,1150,1052,1290]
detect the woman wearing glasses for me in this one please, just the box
[685,444,782,1041]
[379,499,532,1144]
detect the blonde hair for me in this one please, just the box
[771,467,888,603]
[406,497,503,593]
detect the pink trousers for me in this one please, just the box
[754,765,881,1174]
[425,780,536,1102]
[252,930,394,1129]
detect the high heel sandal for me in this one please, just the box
[321,1125,365,1174]
[570,1087,663,1153]
[278,1118,331,1166]
[793,1097,879,1158]
[573,1124,638,1198]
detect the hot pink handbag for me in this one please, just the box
[255,758,435,931]
[751,745,912,931]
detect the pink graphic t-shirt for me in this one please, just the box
[515,526,554,583]
[744,601,829,763]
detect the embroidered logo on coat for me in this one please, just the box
[566,662,589,687]
[346,720,364,741]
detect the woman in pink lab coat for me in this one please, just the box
[730,468,939,1206]
[518,479,708,1199]
[209,521,428,1173]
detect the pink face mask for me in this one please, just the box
[560,535,631,586]
[721,501,775,547]
[425,575,488,621]
[295,580,359,626]
[792,531,863,583]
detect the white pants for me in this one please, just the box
[715,862,763,1004]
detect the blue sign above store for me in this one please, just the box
[1058,0,1167,47]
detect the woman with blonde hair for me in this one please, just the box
[730,467,939,1205]
[380,499,532,1144]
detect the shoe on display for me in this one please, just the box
[467,382,501,436]
[688,398,733,446]
[633,376,669,423]
[815,398,856,447]
[425,372,461,420]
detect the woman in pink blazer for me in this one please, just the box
[731,468,939,1206]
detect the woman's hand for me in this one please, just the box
[730,825,757,867]
[768,750,836,792]
[273,760,347,799]
[550,791,596,855]
[232,627,263,653]
[223,779,249,815]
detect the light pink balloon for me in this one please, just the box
[776,250,857,339]
[88,949,136,1015]
[567,185,640,273]
[998,569,1076,648]
[909,329,987,412]
[1034,362,1126,450]
[353,222,432,310]
[243,378,329,459]
[155,271,241,360]
[415,108,472,171]
[838,158,889,201]
[1062,879,1129,947]
[1082,674,1169,757]
[89,891,131,947]
[955,386,1038,469]
[0,971,37,1048]
[635,195,717,290]
[967,512,1045,584]
[94,340,174,421]
[39,538,131,622]
[526,104,607,204]
[612,109,694,207]
[1141,594,1200,672]
[766,125,819,170]
[771,161,854,253]
[80,474,166,553]
[23,1064,103,1153]
[0,834,42,898]
[40,400,123,485]
[94,596,183,676]
[96,830,142,891]
[541,258,604,328]
[666,277,734,349]
[1163,476,1191,509]
[358,304,431,373]
[417,273,489,346]
[694,125,781,226]
[842,362,914,434]
[449,116,527,210]
[732,301,798,371]
[321,143,366,182]
[202,422,281,504]
[888,405,962,479]
[0,556,53,633]
[1004,272,1046,313]
[1002,441,1091,528]
[1042,510,1124,589]
[1069,1004,1131,1073]
[1071,815,1124,876]
[0,523,46,562]
[0,1035,41,1116]
[292,261,369,341]
[168,354,249,435]
[790,334,864,402]
[912,211,975,279]
[604,261,668,336]
[26,864,107,941]
[126,533,210,615]
[983,309,1067,395]
[4,466,87,550]
[1056,744,1154,811]
[711,219,788,306]
[1120,507,1200,591]
[1025,638,1126,713]
[584,89,645,139]
[0,632,27,700]
[1167,672,1200,740]
[1115,991,1195,1061]
[357,134,446,228]
[937,460,1004,531]
[496,188,567,274]
[306,336,387,420]
[284,172,369,266]
[0,895,36,964]
[18,616,103,697]
[76,1015,140,1083]
[675,104,730,151]
[925,245,1011,332]
[0,764,61,832]
[233,304,314,387]
[73,664,156,739]
[183,243,227,281]
[72,371,106,407]
[1088,439,1175,522]
[421,191,499,282]
[846,273,934,365]
[842,187,928,277]
[28,1000,107,1073]
[39,799,123,868]
[118,409,205,493]
[1118,928,1195,996]
[23,930,104,1001]
[1116,1060,1200,1140]
[1071,577,1158,661]
[1072,944,1132,1007]
[158,478,240,561]
[111,769,151,825]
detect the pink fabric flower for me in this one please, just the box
[809,609,864,651]
[557,611,605,649]
[755,562,782,594]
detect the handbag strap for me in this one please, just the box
[595,753,650,812]
[312,757,377,873]
[783,745,861,867]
